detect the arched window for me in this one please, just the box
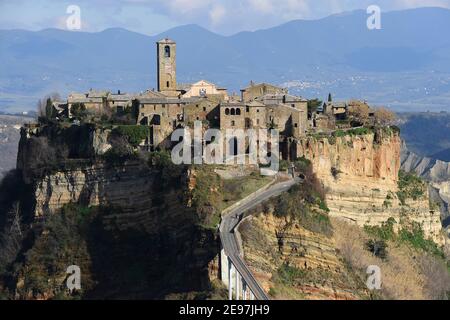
[236,108,241,115]
[164,45,171,57]
[231,108,236,115]
[225,108,230,115]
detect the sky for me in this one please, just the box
[0,0,449,35]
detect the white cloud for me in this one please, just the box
[209,4,226,26]
[1,0,449,34]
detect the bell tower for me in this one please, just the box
[157,38,177,95]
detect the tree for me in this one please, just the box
[348,101,370,126]
[70,103,87,120]
[45,97,54,119]
[374,107,396,126]
[36,92,61,120]
[307,99,322,118]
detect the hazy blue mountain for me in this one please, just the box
[1,7,450,112]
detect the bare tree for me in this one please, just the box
[0,202,23,271]
[347,101,370,125]
[373,107,396,126]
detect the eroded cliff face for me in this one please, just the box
[239,212,369,300]
[296,131,444,245]
[4,125,222,299]
[401,143,450,233]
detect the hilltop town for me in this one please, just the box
[0,36,448,302]
[40,38,394,162]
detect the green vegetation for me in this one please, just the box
[333,127,372,138]
[268,262,337,299]
[364,217,396,241]
[307,99,322,118]
[220,173,272,211]
[271,158,332,236]
[11,203,96,299]
[398,223,444,258]
[70,103,87,120]
[276,263,307,285]
[364,218,444,258]
[396,170,426,205]
[190,166,223,230]
[113,125,149,147]
[148,150,186,188]
[190,167,273,230]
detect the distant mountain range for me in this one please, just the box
[1,7,450,112]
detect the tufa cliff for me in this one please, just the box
[296,128,445,245]
[0,123,225,299]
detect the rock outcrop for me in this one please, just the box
[4,124,222,299]
[401,142,450,232]
[239,212,369,300]
[296,130,444,245]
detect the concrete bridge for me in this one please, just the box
[219,178,299,300]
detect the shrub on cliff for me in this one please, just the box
[273,159,332,236]
[11,204,96,299]
[70,103,88,121]
[191,166,223,229]
[113,125,149,147]
[148,150,186,188]
[397,170,426,205]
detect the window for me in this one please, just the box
[256,109,259,113]
[294,123,298,128]
[225,108,230,115]
[246,106,249,112]
[164,45,170,57]
[236,108,241,115]
[231,120,235,126]
[166,81,170,88]
[231,108,236,116]
[292,104,295,108]
[257,119,260,125]
[203,107,206,112]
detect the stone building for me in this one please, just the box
[180,80,228,100]
[65,38,310,159]
[241,82,287,102]
[67,90,108,114]
[107,91,134,113]
[157,38,178,97]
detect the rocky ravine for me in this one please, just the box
[401,142,450,233]
[296,130,445,245]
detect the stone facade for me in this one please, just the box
[157,38,177,96]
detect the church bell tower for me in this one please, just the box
[157,38,177,95]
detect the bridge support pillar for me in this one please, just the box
[235,270,240,300]
[228,258,233,300]
[242,280,247,300]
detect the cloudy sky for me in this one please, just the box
[1,0,449,35]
